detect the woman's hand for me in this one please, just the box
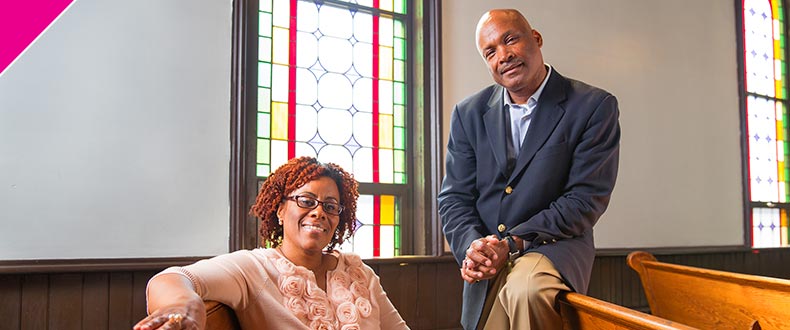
[133,307,202,330]
[133,273,206,330]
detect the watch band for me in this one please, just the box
[505,235,521,262]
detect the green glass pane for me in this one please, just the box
[256,164,271,177]
[258,88,271,113]
[394,81,405,105]
[394,60,405,82]
[394,38,406,61]
[260,0,272,12]
[394,105,405,126]
[394,149,405,170]
[258,112,271,138]
[394,127,405,150]
[394,225,400,252]
[259,12,272,37]
[257,138,270,164]
[394,0,406,14]
[394,19,405,38]
[258,62,271,88]
[394,198,400,224]
[395,173,406,184]
[259,37,272,62]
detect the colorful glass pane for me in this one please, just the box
[336,194,401,258]
[752,207,784,247]
[744,0,790,248]
[257,0,408,256]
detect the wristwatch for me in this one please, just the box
[505,235,522,263]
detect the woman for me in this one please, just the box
[134,156,409,330]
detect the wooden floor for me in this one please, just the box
[2,249,789,330]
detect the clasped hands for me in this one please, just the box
[460,235,510,284]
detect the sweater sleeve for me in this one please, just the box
[149,250,271,310]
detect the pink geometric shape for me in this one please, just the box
[0,0,74,76]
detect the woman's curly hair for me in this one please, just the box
[250,156,359,250]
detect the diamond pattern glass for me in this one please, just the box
[257,0,408,256]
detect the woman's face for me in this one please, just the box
[277,176,341,253]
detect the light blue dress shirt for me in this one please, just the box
[503,64,552,158]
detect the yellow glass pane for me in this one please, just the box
[380,195,395,225]
[782,209,788,227]
[273,27,290,65]
[779,160,786,181]
[271,102,289,140]
[379,114,393,148]
[379,0,393,12]
[379,46,393,80]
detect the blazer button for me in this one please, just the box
[551,239,557,243]
[497,224,506,233]
[505,186,513,194]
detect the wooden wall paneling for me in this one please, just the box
[48,273,83,330]
[377,262,419,327]
[762,249,790,278]
[0,274,22,329]
[414,262,437,330]
[3,250,789,330]
[20,274,48,330]
[588,256,610,301]
[433,260,462,330]
[108,272,134,330]
[612,256,624,304]
[627,261,647,310]
[82,273,109,329]
[132,271,157,322]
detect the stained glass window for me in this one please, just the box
[257,0,408,256]
[743,0,790,247]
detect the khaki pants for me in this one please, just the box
[478,252,570,330]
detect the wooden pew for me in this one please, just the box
[627,251,790,330]
[558,291,699,330]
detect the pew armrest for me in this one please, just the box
[558,292,699,330]
[204,301,241,330]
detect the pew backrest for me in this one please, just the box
[558,291,700,330]
[627,251,790,330]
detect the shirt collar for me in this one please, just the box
[503,64,552,109]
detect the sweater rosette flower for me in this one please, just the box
[273,252,373,330]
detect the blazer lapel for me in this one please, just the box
[482,85,511,178]
[509,70,568,182]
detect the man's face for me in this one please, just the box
[476,11,545,99]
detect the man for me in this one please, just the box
[438,8,620,330]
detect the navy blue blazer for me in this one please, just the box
[438,69,620,329]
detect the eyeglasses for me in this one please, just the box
[284,195,344,216]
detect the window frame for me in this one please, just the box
[229,0,443,256]
[737,0,790,248]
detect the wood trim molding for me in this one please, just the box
[0,257,208,274]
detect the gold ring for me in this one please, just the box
[168,313,184,326]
